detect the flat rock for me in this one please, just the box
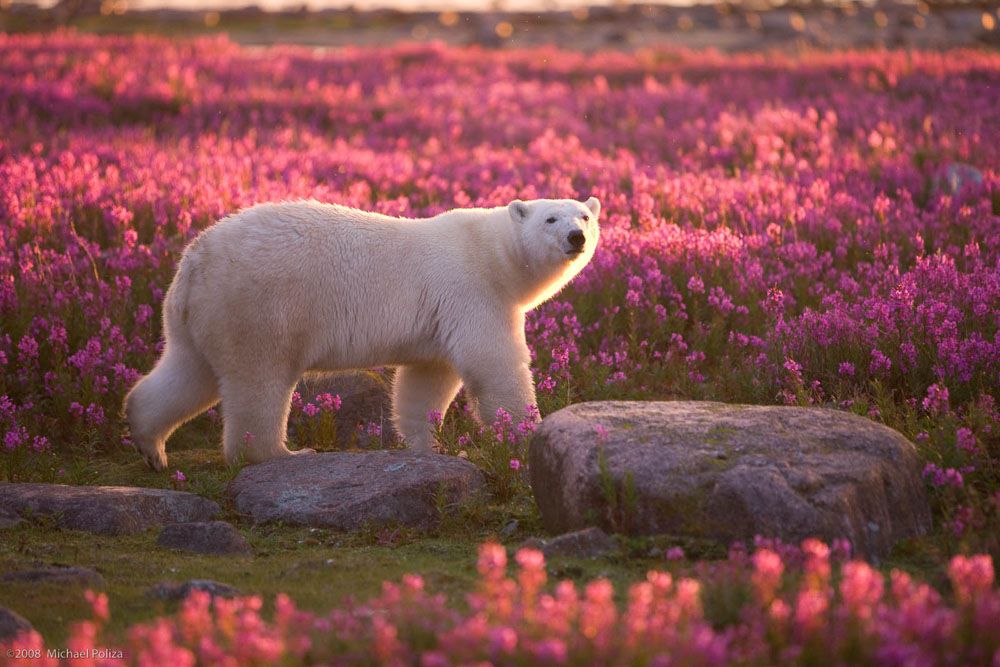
[0,606,34,641]
[529,401,932,560]
[149,579,240,601]
[0,483,221,536]
[230,450,485,530]
[156,521,252,556]
[2,565,105,588]
[293,371,397,448]
[522,527,618,559]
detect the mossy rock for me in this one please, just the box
[529,401,931,562]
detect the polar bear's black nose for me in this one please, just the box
[568,230,585,250]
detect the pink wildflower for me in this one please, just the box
[955,427,977,454]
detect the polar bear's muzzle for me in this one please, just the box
[565,230,586,255]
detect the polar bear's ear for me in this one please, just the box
[508,200,530,222]
[584,196,601,219]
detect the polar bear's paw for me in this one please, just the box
[289,447,316,457]
[122,404,168,471]
[131,439,167,471]
[145,450,168,471]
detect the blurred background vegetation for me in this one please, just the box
[2,0,999,51]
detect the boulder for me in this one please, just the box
[230,450,485,530]
[529,401,932,560]
[0,606,34,641]
[521,527,619,560]
[156,521,252,556]
[0,483,221,536]
[2,565,105,588]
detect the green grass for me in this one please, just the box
[0,522,481,646]
[0,501,954,647]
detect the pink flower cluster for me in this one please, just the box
[290,391,341,419]
[4,540,999,665]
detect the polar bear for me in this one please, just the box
[123,197,601,470]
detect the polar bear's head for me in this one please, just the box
[507,196,601,264]
[506,196,601,309]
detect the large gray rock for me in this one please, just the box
[230,450,485,530]
[157,521,252,556]
[529,401,932,560]
[0,484,221,536]
[0,606,34,641]
[292,371,398,448]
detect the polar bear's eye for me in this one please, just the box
[546,217,557,224]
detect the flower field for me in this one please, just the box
[2,30,1000,662]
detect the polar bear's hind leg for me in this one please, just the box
[123,340,219,471]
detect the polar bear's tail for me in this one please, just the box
[165,235,202,330]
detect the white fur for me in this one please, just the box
[123,197,601,469]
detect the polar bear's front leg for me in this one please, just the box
[392,362,463,452]
[220,374,313,465]
[467,368,538,428]
[453,337,539,429]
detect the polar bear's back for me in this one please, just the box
[170,200,497,371]
[206,200,412,271]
